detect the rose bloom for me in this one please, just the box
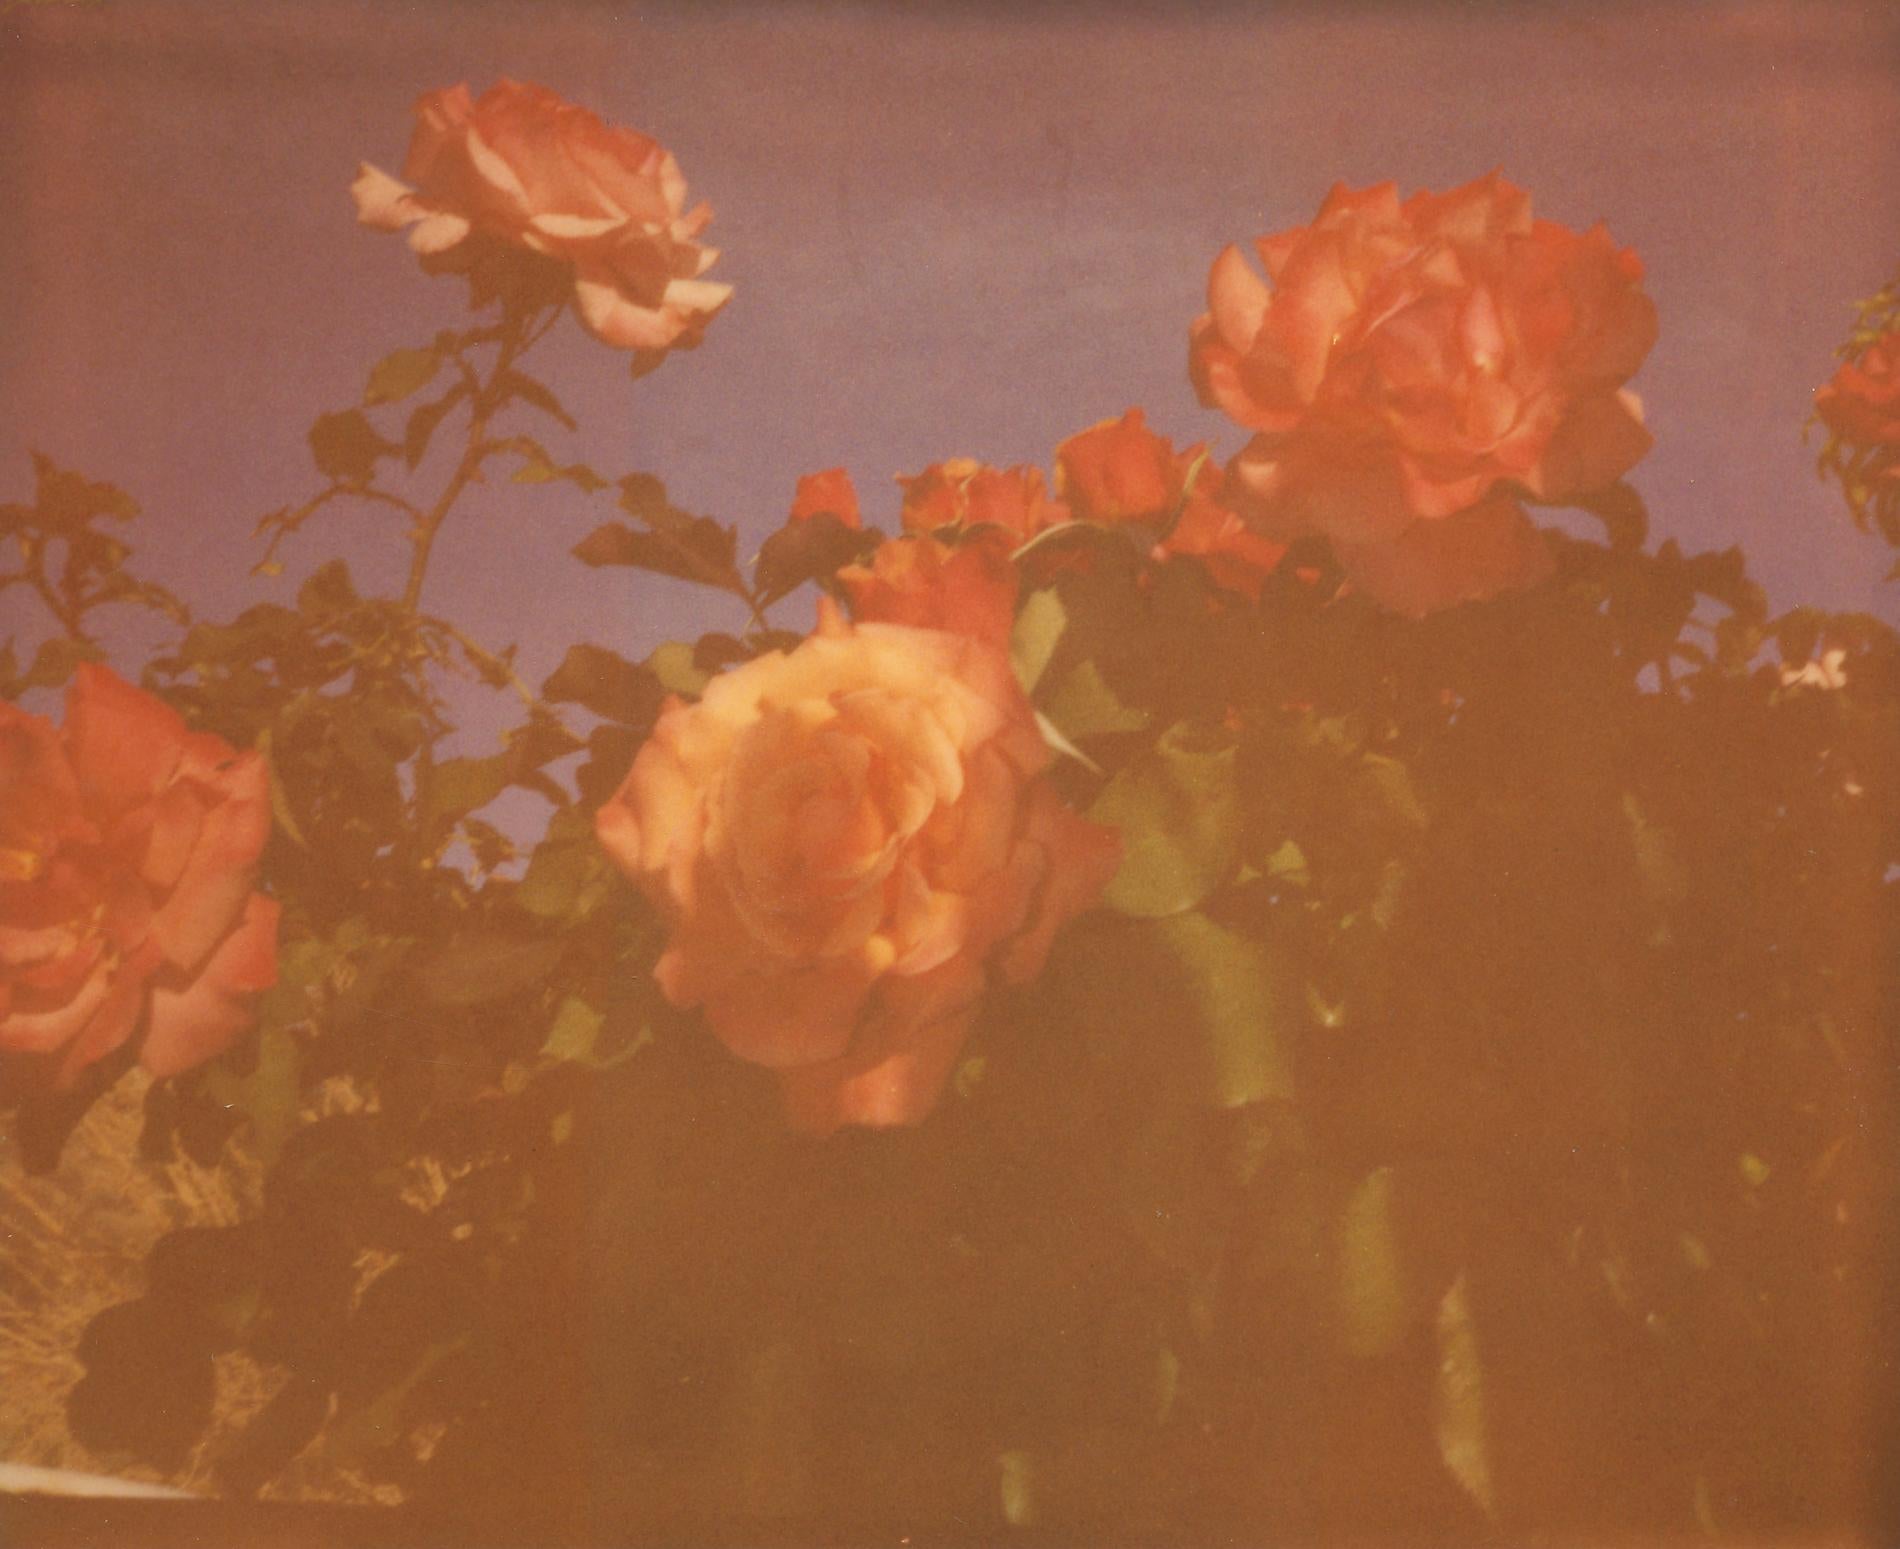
[595,602,1120,1134]
[352,80,731,352]
[1815,332,1900,448]
[1191,173,1657,613]
[839,531,1020,646]
[898,459,1071,544]
[0,667,279,1089]
[1056,408,1286,600]
[787,467,862,528]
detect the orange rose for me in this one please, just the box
[352,80,731,352]
[1191,174,1656,612]
[838,532,1019,646]
[1055,408,1286,599]
[594,603,1119,1134]
[788,467,862,528]
[898,459,1071,544]
[0,667,279,1089]
[1815,332,1900,447]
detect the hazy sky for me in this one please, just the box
[4,0,1899,721]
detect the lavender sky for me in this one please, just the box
[4,0,1899,723]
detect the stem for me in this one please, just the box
[399,305,542,615]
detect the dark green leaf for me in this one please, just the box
[19,635,102,691]
[572,519,744,593]
[753,513,874,607]
[543,643,663,726]
[307,410,393,486]
[32,452,139,527]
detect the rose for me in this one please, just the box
[1815,332,1900,448]
[352,80,731,353]
[0,666,279,1089]
[788,467,862,528]
[594,603,1120,1134]
[899,459,1070,544]
[1190,174,1656,613]
[838,532,1019,646]
[1055,408,1286,599]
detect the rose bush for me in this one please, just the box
[594,602,1119,1133]
[0,665,278,1088]
[1190,173,1656,612]
[351,79,731,352]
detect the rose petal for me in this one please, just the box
[148,750,270,974]
[140,892,279,1078]
[350,162,421,230]
[63,665,187,818]
[777,959,985,1135]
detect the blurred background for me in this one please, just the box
[3,0,1898,695]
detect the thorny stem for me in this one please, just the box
[399,303,548,615]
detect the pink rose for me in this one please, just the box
[1191,174,1657,613]
[0,666,279,1089]
[352,80,731,352]
[594,603,1119,1134]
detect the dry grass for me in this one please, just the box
[0,1070,395,1504]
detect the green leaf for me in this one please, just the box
[541,995,606,1063]
[20,635,102,691]
[517,833,610,922]
[418,752,514,833]
[542,643,663,726]
[572,519,745,594]
[1432,1273,1494,1517]
[199,1026,303,1167]
[296,559,360,619]
[31,453,139,527]
[1335,1167,1409,1359]
[307,410,392,486]
[1010,587,1066,694]
[501,369,576,430]
[1150,911,1296,1107]
[1040,657,1150,740]
[753,512,873,608]
[540,994,645,1070]
[647,640,711,698]
[1090,722,1240,917]
[417,933,566,1006]
[1576,481,1649,551]
[255,729,307,846]
[363,346,441,407]
[403,385,469,469]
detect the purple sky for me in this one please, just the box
[5,0,1899,722]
